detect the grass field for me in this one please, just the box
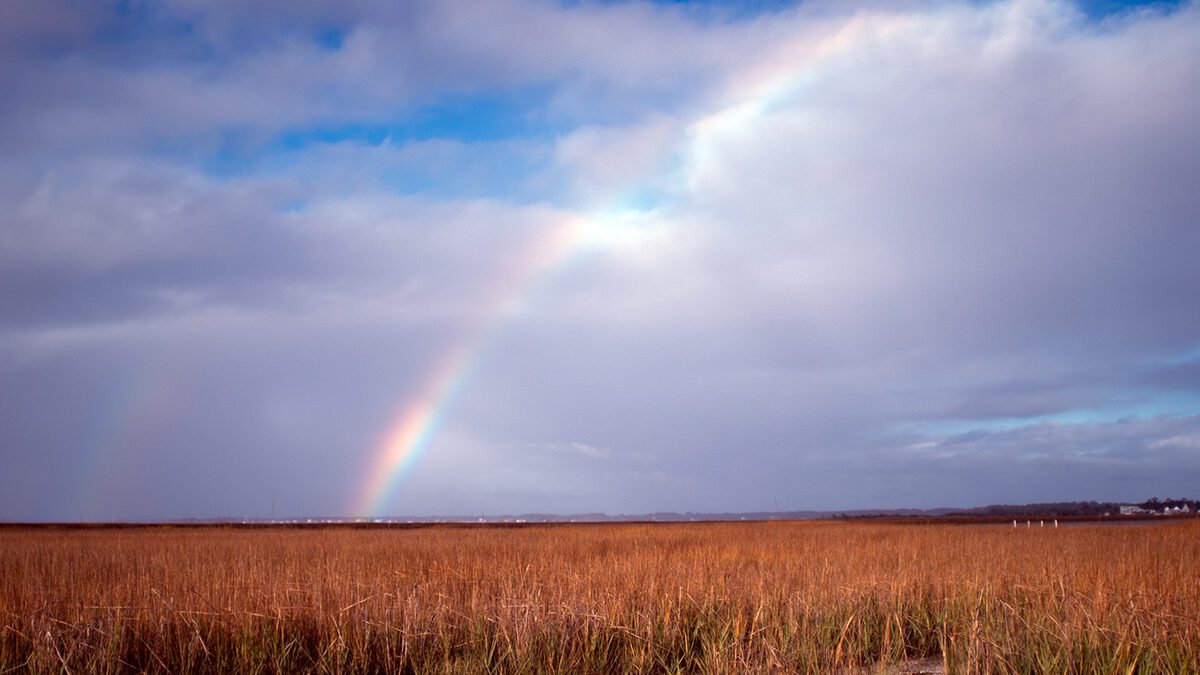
[2,520,1197,673]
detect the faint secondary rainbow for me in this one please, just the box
[74,347,194,519]
[352,214,597,518]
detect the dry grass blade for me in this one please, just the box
[0,520,1196,674]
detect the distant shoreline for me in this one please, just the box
[2,512,1194,529]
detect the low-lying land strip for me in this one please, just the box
[2,520,1196,673]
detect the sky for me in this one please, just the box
[2,0,1199,521]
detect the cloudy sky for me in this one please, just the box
[2,0,1198,521]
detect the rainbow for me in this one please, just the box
[351,12,901,518]
[352,214,595,518]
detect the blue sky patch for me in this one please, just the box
[1077,0,1186,18]
[313,26,346,51]
[277,88,565,150]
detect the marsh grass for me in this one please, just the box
[2,520,1197,673]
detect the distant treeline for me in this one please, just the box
[1135,497,1198,512]
[941,498,1197,518]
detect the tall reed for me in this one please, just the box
[2,520,1196,673]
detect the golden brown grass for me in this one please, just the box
[2,520,1197,673]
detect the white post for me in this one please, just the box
[1054,520,1058,528]
[1013,520,1017,528]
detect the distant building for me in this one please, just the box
[1120,505,1149,515]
